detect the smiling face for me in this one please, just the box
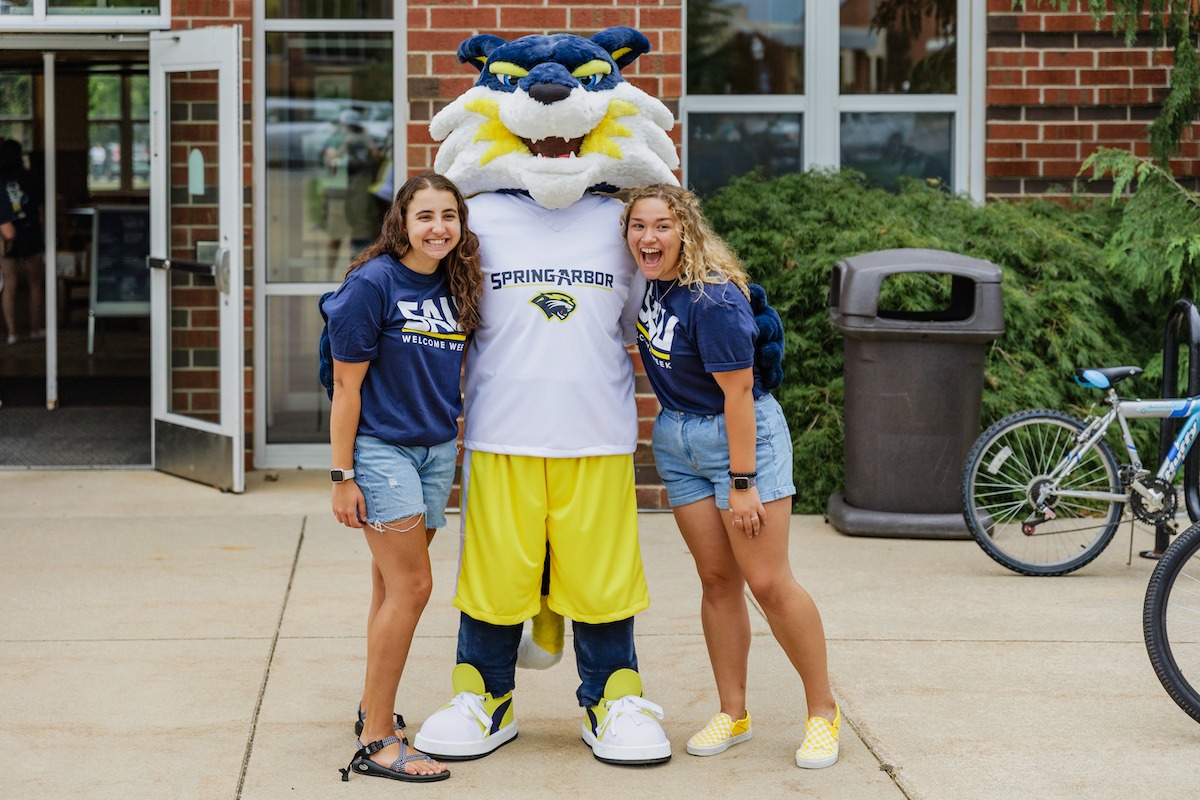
[625,197,682,282]
[403,187,462,274]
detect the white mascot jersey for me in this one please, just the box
[430,27,680,457]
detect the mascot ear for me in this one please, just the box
[590,26,652,71]
[457,34,507,73]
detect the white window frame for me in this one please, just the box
[0,0,169,30]
[682,0,986,202]
[252,3,408,470]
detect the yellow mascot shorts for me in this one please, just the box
[453,450,650,626]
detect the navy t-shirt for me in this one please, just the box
[323,254,467,447]
[636,279,765,415]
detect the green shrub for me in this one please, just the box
[702,170,1184,513]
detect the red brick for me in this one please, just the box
[1096,123,1151,139]
[986,141,1024,159]
[1098,50,1149,68]
[988,123,1041,140]
[1042,50,1094,68]
[987,87,1042,105]
[502,7,568,29]
[1043,123,1093,140]
[1026,141,1079,159]
[1039,159,1086,176]
[1026,68,1079,85]
[638,8,682,29]
[1042,12,1101,32]
[1078,68,1132,85]
[1098,86,1152,104]
[1042,87,1094,104]
[989,51,1040,68]
[430,7,499,29]
[991,68,1026,86]
[1133,68,1170,86]
[988,160,1040,176]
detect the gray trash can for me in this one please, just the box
[826,248,1004,538]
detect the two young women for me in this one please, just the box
[324,174,838,779]
[623,184,840,769]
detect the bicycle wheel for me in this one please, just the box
[1144,521,1200,723]
[961,409,1123,576]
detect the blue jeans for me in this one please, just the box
[456,612,638,707]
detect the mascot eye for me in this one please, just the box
[580,74,602,88]
[497,74,516,88]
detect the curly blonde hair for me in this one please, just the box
[620,184,749,299]
[346,172,483,334]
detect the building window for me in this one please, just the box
[684,0,978,198]
[88,71,150,194]
[0,74,34,147]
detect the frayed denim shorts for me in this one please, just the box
[353,434,458,530]
[651,393,796,510]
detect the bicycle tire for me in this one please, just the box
[1144,521,1200,723]
[961,409,1123,576]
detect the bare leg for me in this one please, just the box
[673,498,751,720]
[358,518,446,776]
[2,257,17,340]
[726,497,836,722]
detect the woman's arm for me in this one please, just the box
[713,367,766,537]
[330,358,370,528]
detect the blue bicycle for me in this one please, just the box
[961,365,1200,576]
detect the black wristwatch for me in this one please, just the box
[330,467,355,483]
[729,471,757,491]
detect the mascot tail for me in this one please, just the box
[517,550,565,669]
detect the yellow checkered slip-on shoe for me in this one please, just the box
[795,705,840,769]
[686,711,752,756]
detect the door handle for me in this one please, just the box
[147,247,231,295]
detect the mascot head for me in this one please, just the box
[430,26,680,210]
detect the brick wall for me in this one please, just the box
[407,1,683,509]
[172,13,255,468]
[986,0,1200,200]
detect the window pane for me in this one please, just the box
[265,32,394,283]
[840,112,952,192]
[840,1,956,94]
[89,75,122,120]
[0,0,32,15]
[88,122,120,192]
[130,75,150,119]
[688,112,802,197]
[132,123,150,190]
[0,73,33,144]
[48,0,161,14]
[265,295,330,444]
[265,0,390,20]
[687,0,804,95]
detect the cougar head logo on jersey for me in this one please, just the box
[531,291,578,320]
[430,27,680,210]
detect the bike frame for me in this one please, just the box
[1046,389,1200,505]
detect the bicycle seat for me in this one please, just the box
[1074,366,1144,389]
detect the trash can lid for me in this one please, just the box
[829,248,1004,340]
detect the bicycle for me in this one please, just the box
[1144,518,1200,723]
[960,365,1200,576]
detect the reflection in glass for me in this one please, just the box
[688,112,802,198]
[840,112,952,192]
[265,32,394,283]
[265,0,390,19]
[48,0,160,14]
[166,70,223,423]
[266,295,330,444]
[687,0,804,95]
[0,0,31,15]
[840,0,956,94]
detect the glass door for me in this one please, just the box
[148,26,244,492]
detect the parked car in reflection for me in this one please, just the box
[265,98,392,167]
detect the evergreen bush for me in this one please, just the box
[702,170,1185,513]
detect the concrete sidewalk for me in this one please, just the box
[1,468,1196,799]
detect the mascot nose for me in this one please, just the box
[527,82,572,105]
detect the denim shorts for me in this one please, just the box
[651,393,796,510]
[353,434,459,529]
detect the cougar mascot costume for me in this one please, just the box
[411,27,679,765]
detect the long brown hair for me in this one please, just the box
[346,172,483,334]
[620,184,749,299]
